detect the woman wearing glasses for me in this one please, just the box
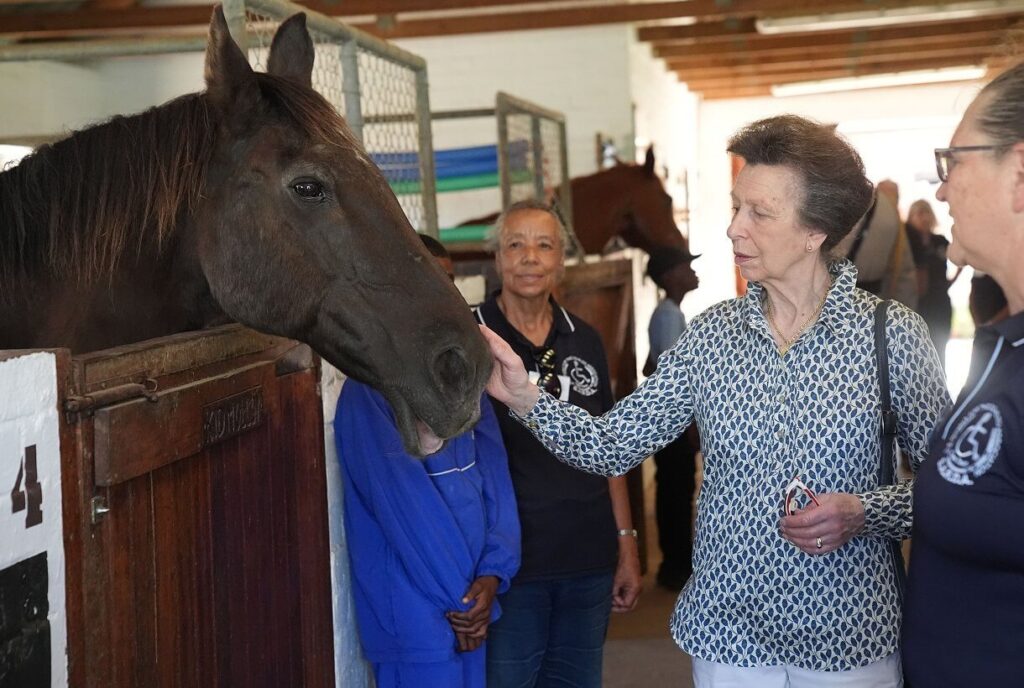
[902,61,1024,685]
[482,116,949,687]
[474,199,642,688]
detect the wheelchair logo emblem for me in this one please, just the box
[938,403,1003,486]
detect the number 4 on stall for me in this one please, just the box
[10,445,42,528]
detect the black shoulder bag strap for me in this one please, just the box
[874,300,907,595]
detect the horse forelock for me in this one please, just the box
[0,92,217,292]
[254,72,363,158]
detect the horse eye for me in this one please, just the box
[292,180,325,199]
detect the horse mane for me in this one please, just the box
[0,72,357,291]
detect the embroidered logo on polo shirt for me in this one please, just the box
[938,403,1003,486]
[562,356,599,397]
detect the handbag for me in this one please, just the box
[874,300,908,594]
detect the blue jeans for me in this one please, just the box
[486,572,614,688]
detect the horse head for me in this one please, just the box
[571,147,687,255]
[187,9,493,455]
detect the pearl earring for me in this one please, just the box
[806,244,814,252]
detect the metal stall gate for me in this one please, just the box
[432,92,582,258]
[495,92,579,254]
[225,0,439,237]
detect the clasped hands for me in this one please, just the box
[779,492,865,555]
[446,575,500,653]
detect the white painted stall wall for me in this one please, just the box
[320,365,373,688]
[0,53,204,142]
[0,61,102,141]
[0,352,67,687]
[687,81,981,323]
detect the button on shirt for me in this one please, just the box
[903,310,1024,686]
[518,260,950,670]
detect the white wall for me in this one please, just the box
[396,25,637,228]
[0,53,204,143]
[688,80,981,320]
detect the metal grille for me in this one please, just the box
[228,0,438,235]
[496,92,578,254]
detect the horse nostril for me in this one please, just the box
[433,345,473,398]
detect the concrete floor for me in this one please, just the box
[603,475,695,687]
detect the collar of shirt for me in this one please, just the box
[990,309,1024,348]
[740,259,859,339]
[477,290,576,350]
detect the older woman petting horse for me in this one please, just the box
[482,115,949,687]
[902,60,1024,686]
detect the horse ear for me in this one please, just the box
[267,13,314,88]
[205,6,259,116]
[643,146,656,177]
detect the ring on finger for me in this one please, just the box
[815,536,823,550]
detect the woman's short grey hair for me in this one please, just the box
[977,60,1024,152]
[726,114,874,253]
[487,199,567,254]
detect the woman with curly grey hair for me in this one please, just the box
[902,60,1024,685]
[481,114,949,687]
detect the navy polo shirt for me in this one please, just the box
[475,292,618,581]
[903,310,1024,685]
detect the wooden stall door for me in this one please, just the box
[60,326,335,688]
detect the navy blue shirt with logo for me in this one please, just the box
[475,292,617,581]
[903,310,1024,685]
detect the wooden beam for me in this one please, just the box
[698,86,773,100]
[670,42,999,79]
[661,32,1005,70]
[0,1,755,39]
[4,0,1016,40]
[651,15,1022,58]
[677,55,995,91]
[643,11,1019,44]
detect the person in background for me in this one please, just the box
[902,59,1024,686]
[905,198,961,368]
[645,245,701,590]
[481,116,949,687]
[420,232,457,281]
[840,179,918,309]
[334,235,520,688]
[477,200,642,688]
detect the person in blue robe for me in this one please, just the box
[335,378,520,688]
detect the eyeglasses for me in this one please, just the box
[783,475,820,516]
[533,347,562,398]
[934,145,1002,182]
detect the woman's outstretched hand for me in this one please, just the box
[480,325,540,416]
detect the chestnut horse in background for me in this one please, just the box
[571,147,689,255]
[0,8,489,456]
[458,147,687,256]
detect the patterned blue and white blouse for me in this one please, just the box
[518,260,950,671]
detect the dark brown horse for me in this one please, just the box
[0,8,489,456]
[571,147,688,255]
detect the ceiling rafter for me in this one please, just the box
[664,34,1007,72]
[678,54,1002,91]
[2,0,1016,40]
[651,16,1022,59]
[643,12,1022,45]
[673,46,996,81]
